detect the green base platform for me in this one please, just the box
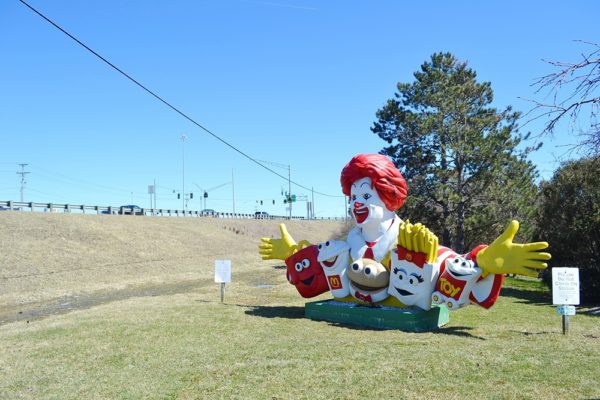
[305,300,449,332]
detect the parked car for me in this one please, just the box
[201,209,217,215]
[118,205,144,215]
[254,211,269,219]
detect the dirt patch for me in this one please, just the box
[0,280,204,326]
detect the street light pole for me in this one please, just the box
[288,164,291,220]
[232,169,236,214]
[181,134,187,213]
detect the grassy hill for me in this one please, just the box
[0,212,347,320]
[0,212,599,399]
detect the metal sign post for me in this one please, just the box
[552,268,580,335]
[214,260,232,303]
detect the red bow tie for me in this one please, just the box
[355,291,373,303]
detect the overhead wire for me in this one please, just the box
[18,0,343,198]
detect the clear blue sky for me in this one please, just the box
[1,0,598,217]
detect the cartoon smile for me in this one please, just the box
[394,287,414,296]
[449,271,471,278]
[350,280,387,292]
[322,256,338,268]
[301,275,315,286]
[353,205,369,224]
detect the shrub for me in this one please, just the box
[537,157,600,304]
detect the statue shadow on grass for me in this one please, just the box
[433,325,486,340]
[244,305,306,319]
[499,287,551,306]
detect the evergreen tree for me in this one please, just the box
[537,158,600,304]
[372,52,539,252]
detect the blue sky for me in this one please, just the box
[1,0,598,218]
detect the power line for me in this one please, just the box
[18,0,343,199]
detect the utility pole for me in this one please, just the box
[311,186,315,220]
[288,164,292,220]
[181,134,187,213]
[17,163,29,202]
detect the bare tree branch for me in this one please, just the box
[525,41,600,156]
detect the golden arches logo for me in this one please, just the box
[328,275,342,289]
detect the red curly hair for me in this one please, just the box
[340,154,408,211]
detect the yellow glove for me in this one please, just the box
[258,223,298,261]
[476,220,551,278]
[398,220,439,263]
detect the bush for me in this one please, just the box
[537,158,600,304]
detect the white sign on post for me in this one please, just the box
[215,260,232,283]
[552,268,580,305]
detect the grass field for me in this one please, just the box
[1,212,599,399]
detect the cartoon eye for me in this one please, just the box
[363,193,372,200]
[294,262,303,272]
[461,261,467,267]
[453,258,460,264]
[409,273,424,285]
[398,274,404,280]
[351,195,356,201]
[318,244,322,250]
[325,241,330,246]
[364,267,372,276]
[301,258,311,268]
[352,263,360,271]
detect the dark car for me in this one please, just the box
[118,205,144,215]
[201,209,217,216]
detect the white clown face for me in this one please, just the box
[350,177,393,225]
[388,250,439,310]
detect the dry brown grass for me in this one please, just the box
[0,212,343,316]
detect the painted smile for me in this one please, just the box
[395,287,414,297]
[322,256,338,268]
[301,275,315,286]
[350,279,387,292]
[353,207,369,224]
[450,271,472,278]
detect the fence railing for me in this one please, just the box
[0,201,343,220]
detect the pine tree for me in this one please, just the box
[372,52,539,252]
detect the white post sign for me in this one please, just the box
[552,268,580,305]
[215,260,231,302]
[552,267,580,335]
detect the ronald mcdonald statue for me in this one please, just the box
[258,154,551,317]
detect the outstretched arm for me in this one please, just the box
[258,223,304,261]
[476,220,551,278]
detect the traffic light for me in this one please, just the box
[177,193,181,199]
[204,191,208,198]
[190,193,194,199]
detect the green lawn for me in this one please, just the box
[1,276,598,400]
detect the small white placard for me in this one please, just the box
[552,268,580,305]
[215,260,232,283]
